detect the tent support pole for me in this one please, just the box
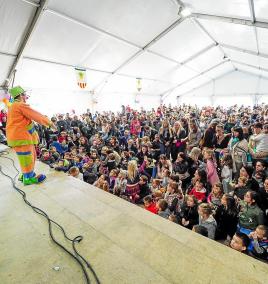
[192,12,268,29]
[4,0,49,89]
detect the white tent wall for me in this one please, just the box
[163,70,268,107]
[25,88,93,116]
[95,92,161,112]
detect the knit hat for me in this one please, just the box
[9,86,26,99]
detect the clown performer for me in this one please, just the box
[6,86,57,185]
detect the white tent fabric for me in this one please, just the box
[0,0,268,113]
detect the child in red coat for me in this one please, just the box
[143,195,158,214]
[189,180,207,203]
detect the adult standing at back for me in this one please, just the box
[249,123,268,163]
[228,127,248,180]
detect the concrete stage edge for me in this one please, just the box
[0,146,267,284]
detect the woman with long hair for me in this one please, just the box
[228,127,248,179]
[125,160,140,203]
[159,119,173,158]
[214,194,238,240]
[170,120,187,162]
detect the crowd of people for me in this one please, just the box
[1,103,268,261]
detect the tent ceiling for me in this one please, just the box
[48,0,179,47]
[183,0,251,19]
[254,0,268,21]
[0,0,36,55]
[149,18,213,63]
[1,0,268,99]
[198,19,258,52]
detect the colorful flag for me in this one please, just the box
[75,68,87,89]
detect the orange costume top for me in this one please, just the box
[6,101,52,147]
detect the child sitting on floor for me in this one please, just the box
[143,195,158,214]
[248,225,268,261]
[157,199,171,219]
[189,180,207,203]
[198,203,217,239]
[54,159,70,172]
[232,176,248,201]
[164,181,184,215]
[137,175,150,203]
[68,166,83,180]
[109,169,119,192]
[179,195,199,230]
[113,170,127,196]
[40,149,55,166]
[230,232,250,254]
[207,182,224,210]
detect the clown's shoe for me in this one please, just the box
[18,173,23,182]
[23,174,46,186]
[19,172,36,182]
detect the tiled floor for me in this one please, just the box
[0,147,267,284]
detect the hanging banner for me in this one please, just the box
[75,67,87,89]
[136,78,142,92]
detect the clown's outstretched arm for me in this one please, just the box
[19,103,52,128]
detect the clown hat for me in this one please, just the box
[9,86,26,99]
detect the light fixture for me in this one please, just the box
[173,0,192,18]
[136,78,142,92]
[180,6,192,17]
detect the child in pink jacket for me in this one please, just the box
[204,149,219,187]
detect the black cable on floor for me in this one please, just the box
[0,152,101,284]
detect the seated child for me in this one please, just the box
[192,225,208,237]
[198,203,217,239]
[143,195,158,214]
[248,225,268,261]
[138,156,155,180]
[230,232,250,254]
[220,154,233,193]
[70,146,78,157]
[49,145,60,162]
[232,176,248,201]
[238,190,264,234]
[73,155,83,171]
[40,149,55,166]
[68,166,83,180]
[161,169,171,188]
[50,136,68,155]
[105,153,117,172]
[150,178,163,198]
[179,195,199,230]
[82,163,98,184]
[207,182,223,210]
[157,199,171,219]
[137,175,150,203]
[113,170,127,196]
[109,169,119,192]
[164,181,184,215]
[54,159,70,172]
[189,180,207,203]
[93,174,109,191]
[64,152,74,168]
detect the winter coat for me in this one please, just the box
[158,208,171,219]
[239,201,264,230]
[179,204,199,229]
[199,215,217,239]
[214,205,238,239]
[206,159,220,186]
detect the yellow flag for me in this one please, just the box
[75,67,87,89]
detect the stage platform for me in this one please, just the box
[0,146,268,284]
